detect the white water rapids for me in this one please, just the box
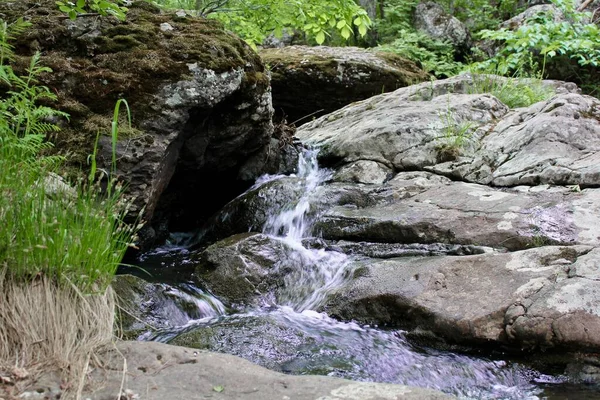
[135,148,573,399]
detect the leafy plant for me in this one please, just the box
[0,18,138,293]
[433,97,475,161]
[467,73,555,108]
[378,29,463,77]
[56,0,128,21]
[150,0,371,47]
[474,0,600,76]
[375,0,418,42]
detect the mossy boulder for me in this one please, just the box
[2,0,278,245]
[259,45,430,125]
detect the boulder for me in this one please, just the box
[192,233,293,308]
[323,245,600,352]
[259,45,430,124]
[314,171,600,251]
[297,74,599,188]
[2,0,281,245]
[413,2,472,58]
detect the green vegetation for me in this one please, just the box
[56,0,128,20]
[149,0,372,48]
[468,73,555,108]
[0,18,137,293]
[474,0,600,78]
[434,97,475,161]
[378,29,463,77]
[0,16,139,395]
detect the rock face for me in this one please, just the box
[413,2,472,58]
[83,341,452,400]
[260,45,430,125]
[200,74,600,359]
[3,0,287,245]
[324,246,600,351]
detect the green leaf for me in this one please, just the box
[353,17,362,26]
[315,30,325,44]
[358,24,367,37]
[76,0,85,8]
[213,386,224,393]
[68,10,77,19]
[341,26,351,40]
[336,20,346,29]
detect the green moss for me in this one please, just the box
[3,0,266,174]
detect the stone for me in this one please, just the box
[414,2,472,57]
[112,274,224,338]
[323,245,600,351]
[84,341,453,400]
[192,233,293,307]
[260,45,430,124]
[1,0,279,247]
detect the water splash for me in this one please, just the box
[261,148,353,311]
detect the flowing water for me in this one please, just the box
[129,149,598,400]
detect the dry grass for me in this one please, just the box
[0,273,115,399]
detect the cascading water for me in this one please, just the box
[134,148,571,400]
[262,148,353,311]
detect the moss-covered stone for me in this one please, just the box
[260,45,430,124]
[2,0,275,245]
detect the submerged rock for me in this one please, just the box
[112,274,223,338]
[260,45,430,124]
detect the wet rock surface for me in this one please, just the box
[218,74,600,358]
[84,341,453,400]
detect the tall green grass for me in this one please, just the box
[0,18,137,293]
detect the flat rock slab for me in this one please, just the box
[86,341,453,400]
[315,171,600,251]
[324,245,600,351]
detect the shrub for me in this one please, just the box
[474,0,600,77]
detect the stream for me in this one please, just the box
[126,149,600,400]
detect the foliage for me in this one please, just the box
[375,0,418,42]
[473,0,600,76]
[0,18,137,293]
[56,0,128,20]
[150,0,372,47]
[435,98,475,155]
[378,29,463,77]
[436,0,523,31]
[467,73,555,108]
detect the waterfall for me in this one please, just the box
[261,148,353,311]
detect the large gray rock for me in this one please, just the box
[413,2,472,56]
[84,341,453,400]
[323,245,600,352]
[260,45,430,124]
[297,74,599,188]
[314,171,600,251]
